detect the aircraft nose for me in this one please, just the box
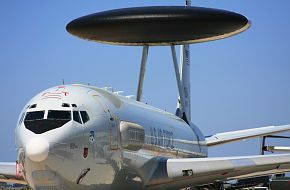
[25,137,49,162]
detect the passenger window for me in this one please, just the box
[80,111,90,123]
[73,111,82,124]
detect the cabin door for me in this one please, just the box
[109,114,119,150]
[91,95,119,150]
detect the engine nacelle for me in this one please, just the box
[120,121,145,151]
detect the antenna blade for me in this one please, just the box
[186,0,192,6]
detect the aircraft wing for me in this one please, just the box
[0,162,27,184]
[145,154,290,189]
[205,124,290,146]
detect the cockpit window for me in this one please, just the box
[73,111,82,124]
[29,104,37,109]
[18,112,26,125]
[24,110,71,134]
[24,111,45,121]
[48,110,71,120]
[62,103,70,108]
[80,111,90,123]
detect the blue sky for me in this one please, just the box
[0,1,290,161]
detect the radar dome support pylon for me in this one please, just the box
[136,45,149,102]
[177,0,192,123]
[135,44,190,124]
[171,45,188,123]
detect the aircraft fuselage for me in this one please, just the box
[15,84,207,190]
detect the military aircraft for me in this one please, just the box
[1,1,290,190]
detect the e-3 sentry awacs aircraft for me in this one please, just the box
[1,2,290,190]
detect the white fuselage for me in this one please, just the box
[15,84,207,190]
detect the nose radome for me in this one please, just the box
[25,137,49,162]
